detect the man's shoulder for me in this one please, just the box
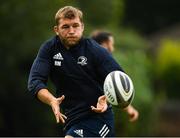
[82,37,106,51]
[82,38,110,57]
[38,36,59,54]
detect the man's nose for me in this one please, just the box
[68,26,75,34]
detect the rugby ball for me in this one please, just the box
[103,71,134,108]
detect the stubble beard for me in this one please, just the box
[60,35,82,48]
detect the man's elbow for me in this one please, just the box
[27,80,36,96]
[27,79,47,97]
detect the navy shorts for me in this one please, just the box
[65,110,115,137]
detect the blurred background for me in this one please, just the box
[0,0,180,136]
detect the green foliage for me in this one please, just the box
[155,39,180,99]
[115,29,148,50]
[77,0,124,28]
[112,31,155,136]
[156,39,180,74]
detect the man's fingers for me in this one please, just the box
[55,112,67,124]
[55,113,60,123]
[98,95,107,105]
[57,95,65,103]
[91,106,103,113]
[91,106,96,110]
[129,111,139,122]
[92,95,108,113]
[129,115,136,122]
[61,113,67,120]
[59,114,65,124]
[57,95,65,101]
[99,95,106,101]
[101,105,107,112]
[51,96,66,124]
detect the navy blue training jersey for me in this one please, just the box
[28,36,124,130]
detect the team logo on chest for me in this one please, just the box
[53,52,63,66]
[77,56,87,66]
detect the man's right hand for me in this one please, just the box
[50,95,67,123]
[37,89,67,123]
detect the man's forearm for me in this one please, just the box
[37,89,56,106]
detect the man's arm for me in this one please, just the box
[28,41,66,123]
[123,105,139,122]
[28,43,52,96]
[37,89,56,106]
[37,89,67,123]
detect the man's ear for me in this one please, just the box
[101,42,108,49]
[54,26,59,35]
[81,23,84,31]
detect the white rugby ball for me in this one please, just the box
[103,70,134,108]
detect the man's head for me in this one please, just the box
[54,6,84,48]
[91,30,114,53]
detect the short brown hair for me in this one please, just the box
[91,30,112,45]
[55,6,83,25]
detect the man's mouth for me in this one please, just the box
[67,37,77,39]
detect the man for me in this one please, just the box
[91,30,139,122]
[91,31,114,53]
[28,6,132,137]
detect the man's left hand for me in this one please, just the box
[91,95,108,113]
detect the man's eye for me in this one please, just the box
[62,25,69,29]
[73,24,80,28]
